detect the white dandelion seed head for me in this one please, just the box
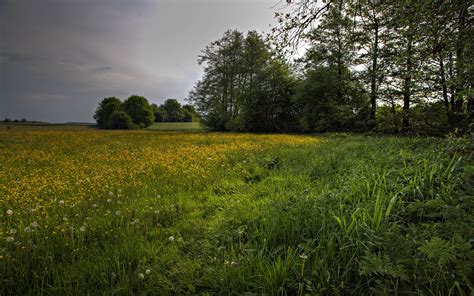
[79,226,86,232]
[108,191,114,196]
[168,236,175,242]
[10,229,17,234]
[6,237,14,242]
[6,209,13,215]
[107,199,112,203]
[31,221,39,228]
[92,204,97,208]
[145,269,151,275]
[299,254,308,259]
[24,227,32,233]
[58,200,65,205]
[138,273,145,279]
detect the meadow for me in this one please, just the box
[0,125,472,295]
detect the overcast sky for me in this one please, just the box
[0,0,284,123]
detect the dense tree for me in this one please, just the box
[108,111,133,129]
[93,97,122,128]
[161,99,183,122]
[121,95,155,128]
[189,30,297,132]
[272,0,473,134]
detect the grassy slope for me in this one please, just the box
[1,131,472,295]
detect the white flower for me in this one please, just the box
[154,210,160,214]
[224,260,229,265]
[115,210,121,215]
[145,269,151,275]
[92,204,97,208]
[10,229,17,234]
[6,209,13,215]
[31,221,39,228]
[118,189,122,193]
[231,261,237,266]
[138,273,145,279]
[108,191,114,196]
[107,199,112,203]
[79,226,86,232]
[299,254,308,260]
[168,236,175,242]
[6,237,14,242]
[58,200,65,205]
[156,194,161,198]
[24,227,32,233]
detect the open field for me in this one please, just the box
[0,126,472,294]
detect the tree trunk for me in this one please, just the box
[370,21,379,126]
[402,32,413,132]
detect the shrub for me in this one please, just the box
[121,95,155,128]
[107,111,133,129]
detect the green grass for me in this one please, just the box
[147,122,205,131]
[1,131,472,295]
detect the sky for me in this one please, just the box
[0,0,285,123]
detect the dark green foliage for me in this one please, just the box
[121,95,155,128]
[94,97,122,128]
[295,66,369,132]
[107,111,133,129]
[182,111,193,122]
[189,30,299,132]
[161,99,183,122]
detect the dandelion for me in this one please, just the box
[115,210,121,215]
[108,191,113,196]
[79,226,86,232]
[168,236,175,242]
[107,199,112,203]
[154,210,160,214]
[231,261,237,266]
[156,194,161,198]
[138,273,145,279]
[32,221,39,228]
[145,269,151,275]
[24,227,32,233]
[6,237,14,242]
[224,260,229,265]
[58,200,65,205]
[10,229,17,234]
[6,209,13,215]
[299,254,308,260]
[92,203,97,208]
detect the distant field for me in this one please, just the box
[0,126,471,294]
[147,122,204,131]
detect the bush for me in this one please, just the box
[94,97,122,127]
[183,111,193,122]
[107,111,133,129]
[121,95,155,128]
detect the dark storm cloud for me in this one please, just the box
[0,0,279,122]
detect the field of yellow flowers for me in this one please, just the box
[1,125,471,294]
[0,125,317,294]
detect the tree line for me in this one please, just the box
[94,96,199,129]
[189,0,473,134]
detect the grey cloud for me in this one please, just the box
[0,0,277,122]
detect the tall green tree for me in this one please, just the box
[189,30,297,132]
[121,95,155,128]
[93,97,122,128]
